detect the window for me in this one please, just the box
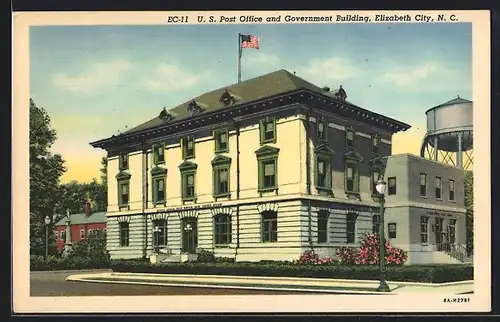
[388,177,397,195]
[449,180,455,201]
[119,153,129,170]
[346,129,354,149]
[317,120,328,141]
[373,213,380,234]
[60,231,66,242]
[153,219,167,246]
[256,146,279,193]
[88,229,93,236]
[371,169,381,195]
[214,214,232,245]
[119,182,129,207]
[420,173,427,197]
[316,157,331,190]
[179,161,197,201]
[153,144,165,164]
[261,211,278,243]
[183,173,195,199]
[346,213,357,243]
[435,176,442,199]
[317,211,329,243]
[372,135,379,154]
[181,136,195,159]
[345,163,359,193]
[214,128,229,153]
[153,177,166,204]
[420,216,429,244]
[259,117,276,144]
[213,167,230,196]
[119,222,130,247]
[388,223,397,239]
[448,219,457,244]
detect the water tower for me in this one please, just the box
[420,96,473,171]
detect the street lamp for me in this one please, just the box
[375,178,390,293]
[154,226,160,253]
[44,215,51,258]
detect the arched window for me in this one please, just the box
[214,214,232,245]
[261,211,278,243]
[317,210,329,243]
[346,213,357,243]
[153,219,168,246]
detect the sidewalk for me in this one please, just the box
[66,272,474,295]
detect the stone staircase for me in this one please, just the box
[149,247,198,263]
[434,243,473,264]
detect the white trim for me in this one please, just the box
[329,123,345,131]
[355,132,371,139]
[385,202,466,213]
[381,138,392,145]
[257,202,279,213]
[211,207,234,217]
[309,117,316,123]
[178,210,199,219]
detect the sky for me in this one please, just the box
[29,22,472,183]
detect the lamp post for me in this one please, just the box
[44,215,51,258]
[375,178,390,293]
[154,226,160,253]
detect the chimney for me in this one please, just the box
[84,201,91,217]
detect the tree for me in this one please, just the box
[29,98,66,256]
[69,229,110,263]
[100,156,108,187]
[464,171,473,255]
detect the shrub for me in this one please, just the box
[69,229,110,264]
[337,233,407,266]
[109,260,473,283]
[196,249,216,263]
[296,250,336,266]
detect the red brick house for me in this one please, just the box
[54,202,107,252]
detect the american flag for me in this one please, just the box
[241,34,259,50]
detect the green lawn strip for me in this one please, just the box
[84,277,382,292]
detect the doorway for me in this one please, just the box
[181,217,198,254]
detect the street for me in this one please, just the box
[30,270,319,296]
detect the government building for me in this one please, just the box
[90,69,469,264]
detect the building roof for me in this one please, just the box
[426,96,472,114]
[124,69,326,134]
[91,69,411,149]
[54,212,106,226]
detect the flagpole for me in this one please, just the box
[237,33,242,83]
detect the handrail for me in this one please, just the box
[433,243,471,263]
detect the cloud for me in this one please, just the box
[52,60,132,93]
[301,56,364,82]
[139,64,209,92]
[245,53,280,66]
[379,61,470,92]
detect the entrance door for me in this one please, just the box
[435,217,445,251]
[181,218,198,253]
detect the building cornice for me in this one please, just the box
[385,201,467,213]
[90,88,410,152]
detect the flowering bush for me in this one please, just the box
[336,233,407,266]
[296,250,336,266]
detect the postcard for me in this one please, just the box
[12,10,491,313]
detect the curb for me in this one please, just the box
[66,275,393,295]
[31,269,112,274]
[109,272,474,287]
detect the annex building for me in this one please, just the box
[91,69,468,265]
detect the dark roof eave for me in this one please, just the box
[304,89,411,133]
[90,88,411,149]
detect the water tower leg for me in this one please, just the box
[433,137,439,161]
[456,132,463,169]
